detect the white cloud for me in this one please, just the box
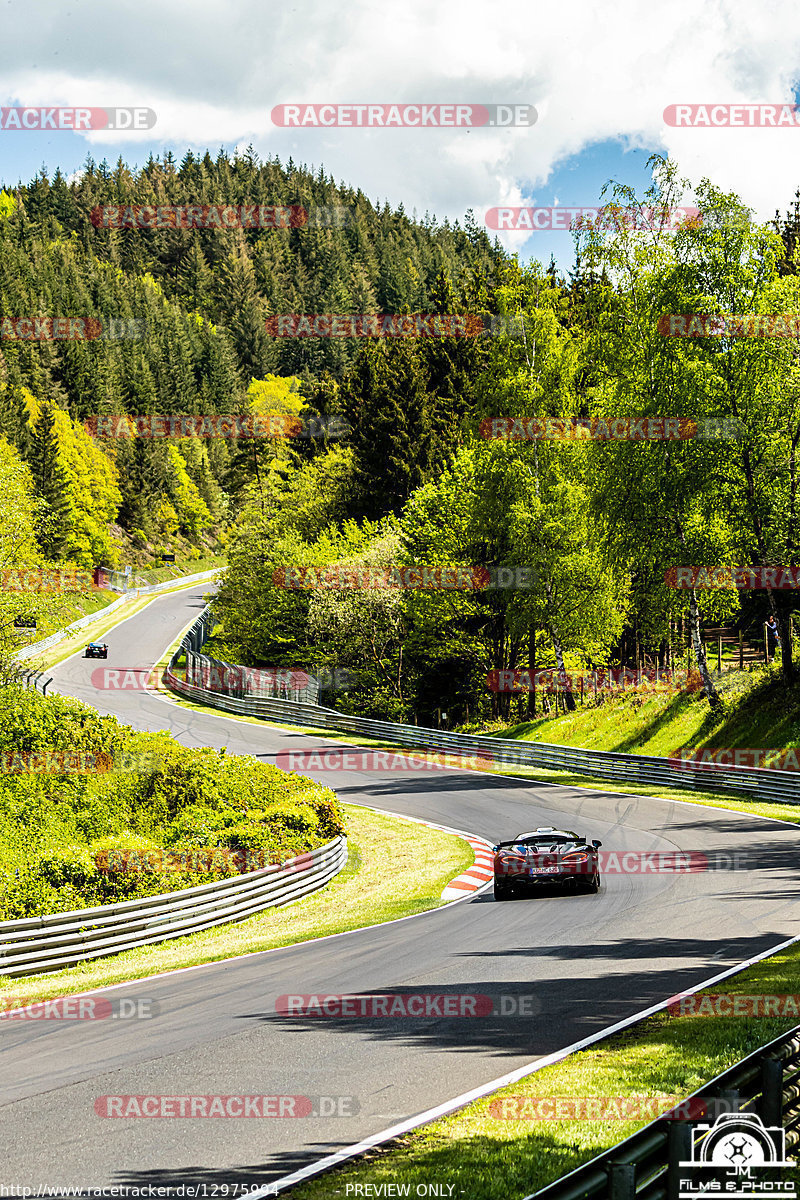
[2,0,800,231]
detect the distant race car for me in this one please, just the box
[85,642,108,659]
[492,827,602,900]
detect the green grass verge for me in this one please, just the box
[30,594,157,672]
[157,654,796,823]
[0,803,474,1005]
[471,665,800,762]
[132,553,226,586]
[287,941,800,1199]
[12,587,122,654]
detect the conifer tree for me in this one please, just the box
[342,340,433,520]
[26,401,71,558]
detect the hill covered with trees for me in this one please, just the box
[4,151,800,732]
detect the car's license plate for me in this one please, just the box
[531,866,560,874]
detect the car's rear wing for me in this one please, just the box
[493,837,592,851]
[493,839,573,850]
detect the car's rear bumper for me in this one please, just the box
[495,870,597,888]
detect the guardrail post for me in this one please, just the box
[716,1087,740,1118]
[668,1121,693,1200]
[760,1057,783,1127]
[608,1161,636,1200]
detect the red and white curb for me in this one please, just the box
[441,835,494,900]
[343,802,494,902]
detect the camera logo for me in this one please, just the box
[679,1112,795,1198]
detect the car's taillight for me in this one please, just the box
[496,852,526,876]
[561,851,590,873]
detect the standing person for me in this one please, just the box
[765,614,781,662]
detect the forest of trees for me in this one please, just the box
[0,144,501,553]
[3,150,800,725]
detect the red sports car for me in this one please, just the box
[492,827,602,899]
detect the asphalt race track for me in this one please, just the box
[2,585,799,1191]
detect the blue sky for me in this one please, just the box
[2,0,800,271]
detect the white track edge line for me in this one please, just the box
[46,588,210,675]
[32,602,800,1189]
[259,932,800,1196]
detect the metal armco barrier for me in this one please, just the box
[0,836,346,978]
[3,664,52,695]
[15,568,222,663]
[527,1025,800,1200]
[165,609,800,805]
[180,609,320,703]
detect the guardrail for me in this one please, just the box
[0,835,347,978]
[15,568,222,663]
[527,1024,800,1200]
[182,610,321,703]
[2,663,52,694]
[165,609,800,805]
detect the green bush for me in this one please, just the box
[0,864,61,919]
[0,685,345,919]
[38,845,99,891]
[163,804,236,847]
